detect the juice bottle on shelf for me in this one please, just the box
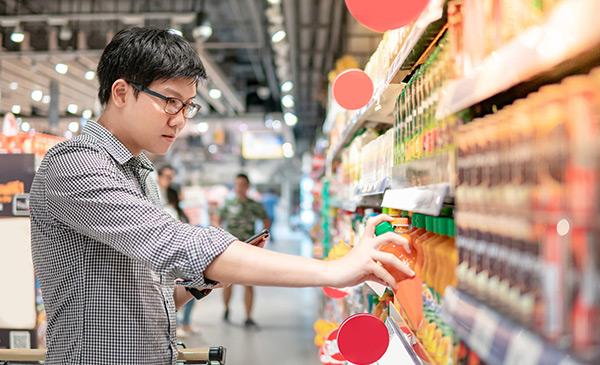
[414,216,437,278]
[375,221,416,282]
[423,218,448,292]
[435,218,458,295]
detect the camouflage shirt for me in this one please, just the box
[219,197,268,241]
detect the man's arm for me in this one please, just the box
[204,215,414,288]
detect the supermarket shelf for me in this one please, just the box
[326,0,446,171]
[442,288,590,365]
[384,302,431,365]
[355,177,390,197]
[436,0,600,119]
[365,281,389,297]
[382,183,450,216]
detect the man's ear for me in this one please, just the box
[111,79,131,108]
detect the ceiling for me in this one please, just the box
[0,0,381,150]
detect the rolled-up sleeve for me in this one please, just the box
[45,145,236,288]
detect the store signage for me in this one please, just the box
[0,154,35,217]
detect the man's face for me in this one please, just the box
[158,168,175,190]
[124,77,197,155]
[234,177,249,198]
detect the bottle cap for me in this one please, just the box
[388,208,402,217]
[425,215,434,232]
[375,221,394,236]
[439,218,449,236]
[447,218,455,237]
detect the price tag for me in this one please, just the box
[504,330,543,365]
[366,281,387,297]
[468,308,499,360]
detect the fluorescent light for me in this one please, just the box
[281,81,294,93]
[282,142,294,158]
[10,27,24,43]
[272,120,282,130]
[209,89,222,99]
[281,94,295,108]
[284,112,298,126]
[9,82,18,90]
[82,109,93,119]
[85,71,95,80]
[271,30,286,43]
[196,122,209,133]
[67,104,78,114]
[68,121,80,133]
[55,63,69,74]
[31,90,43,102]
[42,95,51,104]
[11,105,21,114]
[20,122,30,132]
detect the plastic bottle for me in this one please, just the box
[375,221,415,282]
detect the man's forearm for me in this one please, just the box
[174,286,194,310]
[204,241,332,287]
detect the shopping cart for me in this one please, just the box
[0,345,226,364]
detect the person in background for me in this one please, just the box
[157,165,176,205]
[218,173,271,328]
[260,189,279,243]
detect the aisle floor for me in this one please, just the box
[180,225,321,365]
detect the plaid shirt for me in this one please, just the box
[30,121,236,364]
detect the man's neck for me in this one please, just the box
[237,195,248,202]
[97,111,142,156]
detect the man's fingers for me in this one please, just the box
[372,251,415,278]
[364,214,393,236]
[372,232,411,253]
[369,262,397,288]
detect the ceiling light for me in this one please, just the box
[196,122,209,133]
[282,142,294,158]
[208,144,218,154]
[209,89,222,99]
[82,109,93,119]
[257,86,270,100]
[31,90,43,102]
[68,121,80,133]
[271,30,286,43]
[85,71,95,80]
[42,95,51,104]
[267,0,281,4]
[281,81,294,93]
[10,26,24,43]
[55,63,69,74]
[281,94,295,108]
[193,12,213,41]
[168,28,183,37]
[284,112,298,126]
[9,82,18,90]
[59,25,72,41]
[67,104,78,114]
[11,105,21,114]
[20,122,31,132]
[272,120,282,130]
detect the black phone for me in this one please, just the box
[245,229,269,245]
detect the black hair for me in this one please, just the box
[97,27,207,105]
[158,164,176,176]
[166,186,189,223]
[236,173,250,184]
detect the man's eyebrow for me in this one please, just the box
[163,87,196,101]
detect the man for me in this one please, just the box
[29,27,413,365]
[218,174,271,328]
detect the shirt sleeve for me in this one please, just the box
[253,201,269,221]
[44,145,236,289]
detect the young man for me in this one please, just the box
[29,27,413,365]
[218,173,271,328]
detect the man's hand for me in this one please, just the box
[325,214,414,288]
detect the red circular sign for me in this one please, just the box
[332,69,373,110]
[344,0,429,32]
[337,314,389,364]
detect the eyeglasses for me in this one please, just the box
[130,83,201,119]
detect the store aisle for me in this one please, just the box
[181,225,321,365]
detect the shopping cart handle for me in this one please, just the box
[0,346,226,364]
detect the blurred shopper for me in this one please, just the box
[218,174,271,328]
[29,27,412,364]
[157,164,176,204]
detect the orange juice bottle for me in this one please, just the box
[433,218,458,295]
[414,215,437,277]
[376,221,416,282]
[423,218,448,290]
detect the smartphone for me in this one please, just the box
[245,229,269,246]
